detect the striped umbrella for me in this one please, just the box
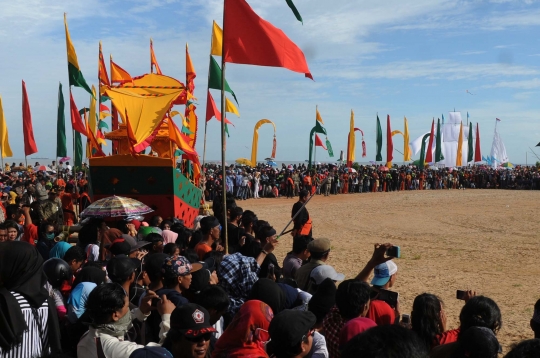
[80,195,153,218]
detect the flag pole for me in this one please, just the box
[150,38,153,74]
[220,0,229,254]
[202,50,213,167]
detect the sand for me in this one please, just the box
[234,189,540,352]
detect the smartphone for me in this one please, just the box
[401,314,410,324]
[386,246,401,258]
[151,297,161,307]
[268,263,275,278]
[456,290,467,300]
[377,288,399,308]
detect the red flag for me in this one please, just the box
[474,123,482,162]
[223,0,312,80]
[205,91,234,126]
[314,134,327,150]
[69,89,88,136]
[100,104,110,112]
[386,115,393,164]
[22,80,38,156]
[425,119,435,163]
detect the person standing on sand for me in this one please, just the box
[291,189,312,239]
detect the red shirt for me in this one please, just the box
[434,328,460,347]
[367,299,395,325]
[22,223,38,246]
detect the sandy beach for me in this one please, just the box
[235,189,540,352]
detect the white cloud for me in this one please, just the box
[488,78,540,89]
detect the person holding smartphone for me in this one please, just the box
[355,243,400,326]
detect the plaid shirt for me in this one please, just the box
[322,306,344,358]
[217,252,260,315]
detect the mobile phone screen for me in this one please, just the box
[456,290,467,300]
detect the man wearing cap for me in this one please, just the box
[158,256,202,306]
[291,189,312,239]
[38,187,64,225]
[162,303,217,358]
[267,310,316,358]
[107,256,139,298]
[295,238,332,292]
[355,243,400,325]
[309,265,345,294]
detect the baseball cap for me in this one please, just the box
[170,303,217,338]
[200,216,220,232]
[107,256,137,283]
[310,265,345,285]
[268,310,316,355]
[371,260,398,287]
[161,256,202,279]
[307,238,331,253]
[129,347,173,358]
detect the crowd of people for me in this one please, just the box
[201,162,540,201]
[0,163,540,358]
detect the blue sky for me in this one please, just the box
[1,0,540,164]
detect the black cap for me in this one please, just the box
[122,234,151,252]
[107,256,137,284]
[268,310,316,353]
[106,238,132,256]
[170,303,217,337]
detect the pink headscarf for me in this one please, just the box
[162,229,178,244]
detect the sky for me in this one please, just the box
[1,0,540,165]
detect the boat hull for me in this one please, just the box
[89,155,201,227]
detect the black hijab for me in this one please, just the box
[0,241,49,350]
[248,278,286,315]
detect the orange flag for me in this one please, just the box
[69,89,87,136]
[110,56,133,84]
[186,43,196,93]
[150,39,162,75]
[98,41,110,86]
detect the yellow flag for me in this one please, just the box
[210,21,223,56]
[64,13,80,70]
[403,117,411,161]
[316,107,324,124]
[225,97,240,117]
[100,112,111,120]
[0,96,13,158]
[456,121,463,166]
[347,110,355,165]
[89,86,97,135]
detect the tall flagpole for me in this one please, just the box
[221,1,229,254]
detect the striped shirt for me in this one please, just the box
[0,292,50,358]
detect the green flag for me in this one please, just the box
[418,133,431,170]
[285,0,303,23]
[326,138,334,157]
[74,130,83,167]
[435,118,443,162]
[225,123,230,138]
[56,83,67,158]
[208,57,239,104]
[467,122,473,163]
[375,115,383,161]
[313,120,326,135]
[308,122,327,167]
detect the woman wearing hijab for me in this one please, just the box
[162,229,179,245]
[0,241,61,357]
[248,278,285,315]
[49,241,72,259]
[213,300,273,358]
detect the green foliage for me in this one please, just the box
[352,162,360,171]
